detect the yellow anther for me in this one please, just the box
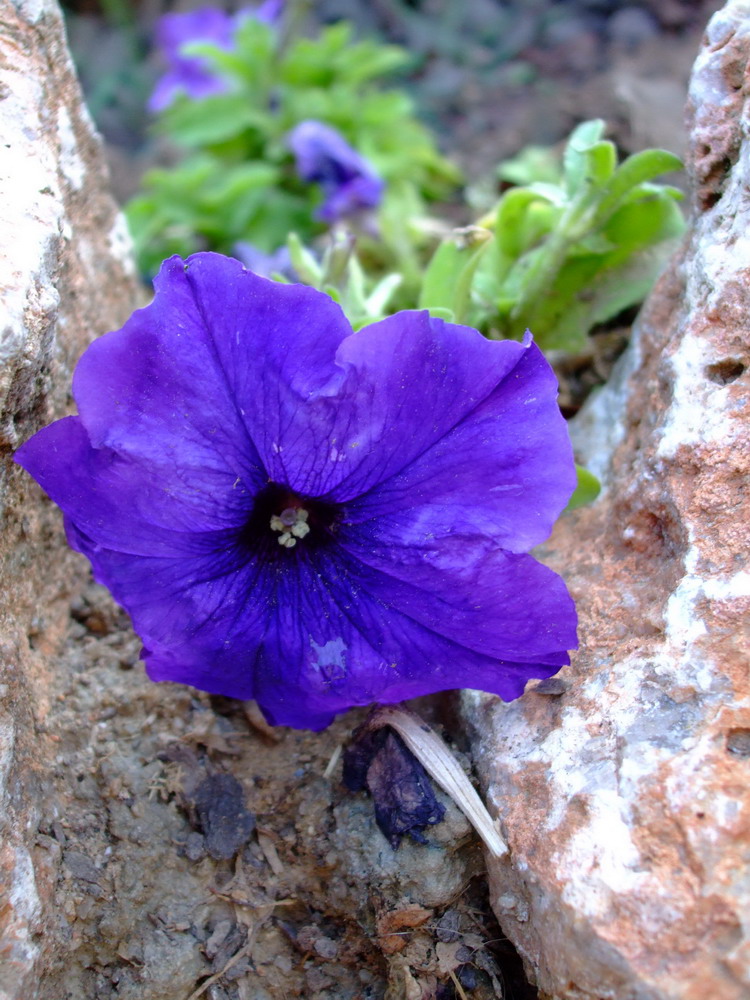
[270,506,310,547]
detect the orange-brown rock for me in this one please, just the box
[0,3,137,996]
[464,3,750,998]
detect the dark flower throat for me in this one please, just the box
[239,482,340,557]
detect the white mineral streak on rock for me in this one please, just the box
[0,67,62,373]
[463,4,750,998]
[0,3,138,997]
[56,105,85,191]
[15,0,48,24]
[0,717,16,808]
[9,845,41,936]
[108,212,137,278]
[568,329,641,494]
[657,331,737,458]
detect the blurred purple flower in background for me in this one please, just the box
[232,241,295,280]
[149,3,282,112]
[287,120,385,223]
[16,253,577,731]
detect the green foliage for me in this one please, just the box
[417,227,493,324]
[132,11,684,366]
[419,120,685,352]
[285,231,402,330]
[566,465,601,511]
[127,17,460,279]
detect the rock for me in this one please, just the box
[0,2,137,996]
[463,3,750,998]
[190,773,255,861]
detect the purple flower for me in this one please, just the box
[16,253,577,731]
[232,241,295,280]
[343,726,446,847]
[149,4,282,113]
[287,121,385,223]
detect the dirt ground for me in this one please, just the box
[35,580,537,999]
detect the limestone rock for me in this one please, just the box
[0,2,137,996]
[463,3,750,998]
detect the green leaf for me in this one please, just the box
[215,18,275,86]
[496,145,562,187]
[331,42,410,87]
[286,233,322,287]
[563,119,605,195]
[585,140,617,188]
[592,149,684,225]
[602,190,685,251]
[203,163,279,203]
[495,188,555,259]
[422,306,455,322]
[279,23,352,86]
[365,273,403,316]
[519,233,679,352]
[418,229,492,323]
[159,94,270,146]
[566,465,601,511]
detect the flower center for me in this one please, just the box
[269,506,310,548]
[238,482,340,560]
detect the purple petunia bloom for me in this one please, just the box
[232,241,295,280]
[287,121,385,224]
[16,253,577,731]
[148,4,282,113]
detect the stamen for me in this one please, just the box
[270,506,310,548]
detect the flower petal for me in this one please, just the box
[15,416,252,556]
[287,120,384,222]
[262,310,535,502]
[339,529,577,662]
[92,253,359,499]
[67,526,570,731]
[73,256,570,539]
[72,257,273,503]
[338,327,575,551]
[65,526,271,703]
[15,252,579,733]
[246,548,571,728]
[148,7,236,112]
